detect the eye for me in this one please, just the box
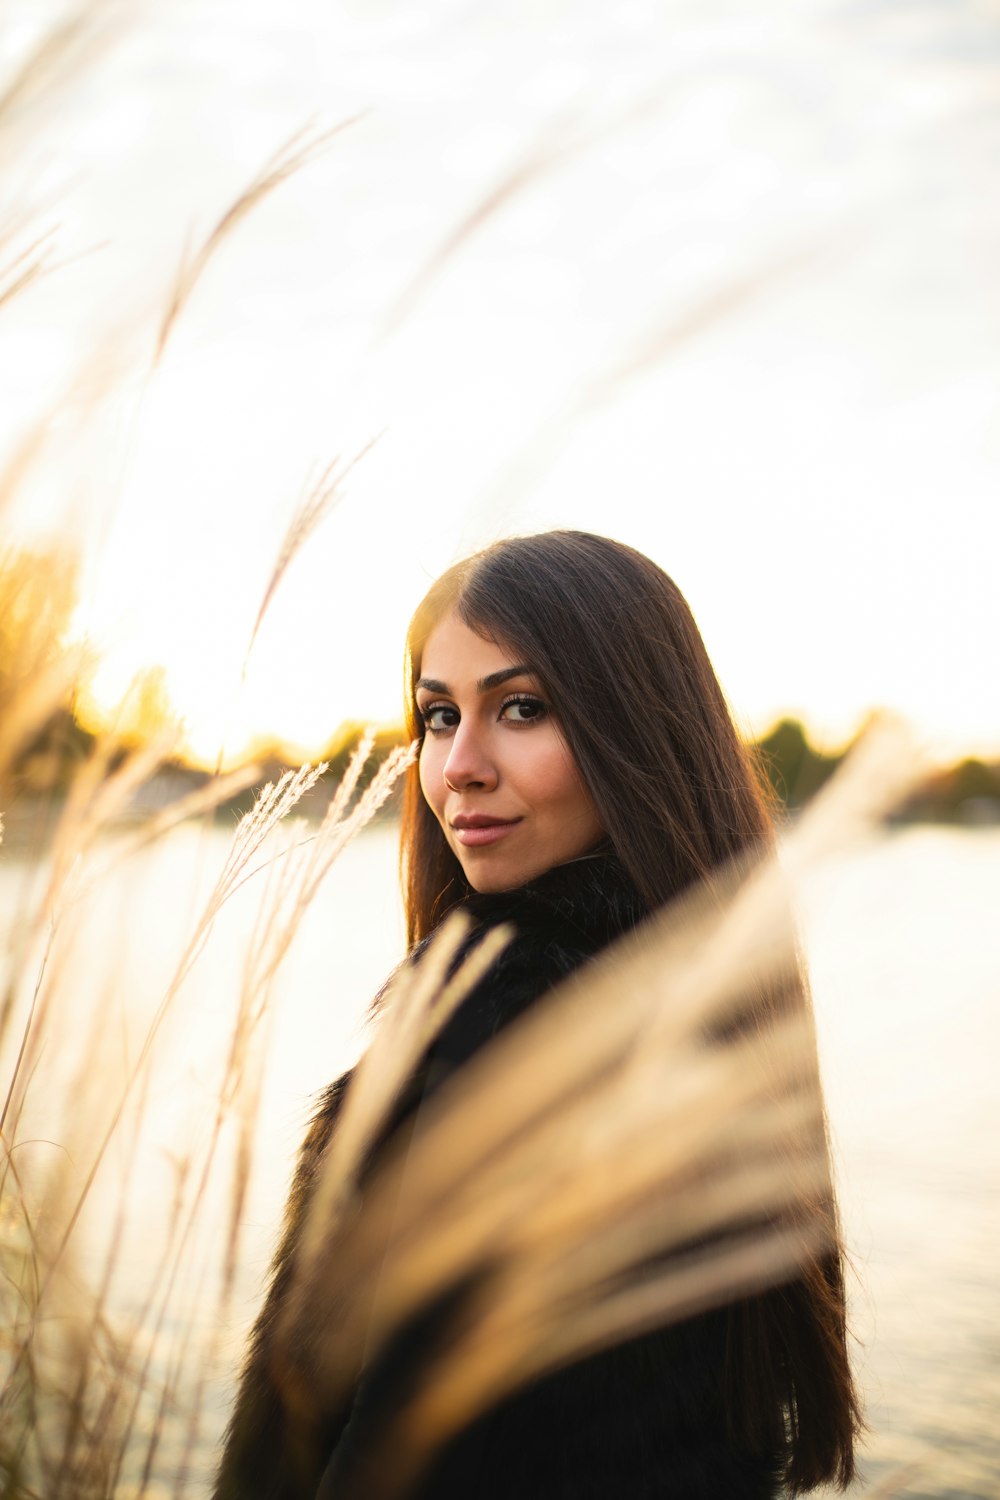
[499,694,547,725]
[419,702,459,734]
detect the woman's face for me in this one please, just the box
[416,611,604,893]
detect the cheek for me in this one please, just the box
[529,736,595,817]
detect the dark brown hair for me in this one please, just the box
[400,530,862,1491]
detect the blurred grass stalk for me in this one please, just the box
[0,709,411,1496]
[0,17,397,1490]
[0,10,935,1498]
[0,575,927,1500]
[275,717,925,1500]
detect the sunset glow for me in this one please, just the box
[3,1,998,767]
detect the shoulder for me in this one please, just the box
[284,1071,355,1222]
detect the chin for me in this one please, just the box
[459,855,550,894]
[462,865,519,894]
[467,876,520,895]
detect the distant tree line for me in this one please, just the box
[752,718,1000,826]
[6,704,1000,831]
[5,547,998,834]
[4,545,996,829]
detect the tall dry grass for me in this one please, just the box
[261,721,926,1500]
[0,20,404,1491]
[0,597,927,1500]
[0,11,946,1499]
[0,711,411,1498]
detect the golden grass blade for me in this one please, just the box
[251,729,380,919]
[292,906,470,1278]
[27,741,407,1493]
[378,82,672,340]
[306,918,513,1253]
[2,745,362,1497]
[319,727,377,829]
[0,790,213,1066]
[243,436,383,672]
[0,649,90,787]
[201,760,329,937]
[0,725,184,1126]
[296,742,414,908]
[154,119,364,363]
[379,116,578,339]
[0,228,58,310]
[224,738,413,1014]
[6,761,329,1329]
[0,9,108,136]
[268,719,929,1498]
[376,1224,830,1500]
[83,762,264,881]
[0,220,56,264]
[294,1004,823,1393]
[140,739,418,1495]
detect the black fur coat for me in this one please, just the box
[214,854,783,1500]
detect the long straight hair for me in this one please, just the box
[399,530,862,1491]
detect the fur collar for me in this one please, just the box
[421,851,647,1080]
[460,848,647,956]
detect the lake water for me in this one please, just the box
[1,819,997,1498]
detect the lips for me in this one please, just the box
[451,813,522,848]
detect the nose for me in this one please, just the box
[441,720,498,792]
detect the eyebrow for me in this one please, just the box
[415,665,535,695]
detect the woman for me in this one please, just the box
[215,531,862,1500]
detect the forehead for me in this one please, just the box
[419,611,520,685]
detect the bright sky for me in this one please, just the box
[2,0,998,767]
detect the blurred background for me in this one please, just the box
[1,1,998,1495]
